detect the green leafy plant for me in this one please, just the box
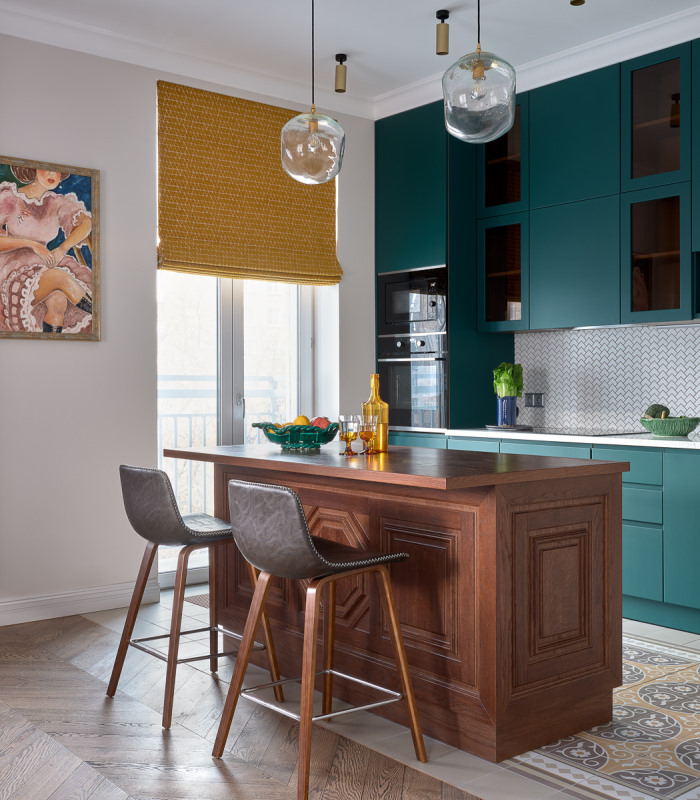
[493,362,523,398]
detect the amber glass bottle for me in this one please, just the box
[361,373,389,452]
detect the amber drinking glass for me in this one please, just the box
[338,415,360,456]
[359,414,378,455]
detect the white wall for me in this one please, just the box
[0,33,375,624]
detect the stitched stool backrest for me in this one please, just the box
[120,465,191,546]
[228,479,332,579]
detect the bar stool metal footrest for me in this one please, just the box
[240,668,403,722]
[129,624,267,665]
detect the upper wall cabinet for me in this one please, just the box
[477,211,529,331]
[621,43,691,193]
[620,182,692,324]
[692,40,700,251]
[476,94,529,218]
[530,196,620,329]
[375,101,447,273]
[530,66,620,208]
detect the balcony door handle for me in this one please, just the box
[236,393,246,418]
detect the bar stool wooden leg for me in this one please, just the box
[208,541,224,674]
[247,564,285,703]
[322,579,337,716]
[212,570,275,758]
[162,544,193,729]
[374,565,427,762]
[298,580,323,800]
[107,541,158,698]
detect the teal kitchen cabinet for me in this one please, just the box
[499,441,591,459]
[388,431,446,449]
[477,212,529,332]
[621,43,691,193]
[530,65,620,209]
[530,196,620,329]
[663,450,700,611]
[447,436,500,453]
[693,39,700,252]
[476,94,529,218]
[620,182,692,324]
[447,130,515,427]
[593,445,663,603]
[375,101,447,273]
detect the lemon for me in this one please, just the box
[293,414,311,426]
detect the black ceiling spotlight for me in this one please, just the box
[570,0,585,5]
[436,10,449,56]
[335,53,347,93]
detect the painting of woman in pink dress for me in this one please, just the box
[0,157,99,339]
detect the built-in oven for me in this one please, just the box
[377,266,447,336]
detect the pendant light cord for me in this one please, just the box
[477,0,481,44]
[311,0,315,107]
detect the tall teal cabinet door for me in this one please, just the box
[693,40,700,252]
[621,43,691,193]
[663,451,700,610]
[530,196,620,329]
[530,65,620,209]
[375,101,447,273]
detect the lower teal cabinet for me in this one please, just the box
[592,446,661,484]
[499,441,591,459]
[447,437,499,453]
[622,486,663,524]
[530,196,620,329]
[388,432,446,449]
[622,523,664,601]
[663,450,700,610]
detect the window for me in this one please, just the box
[157,272,313,584]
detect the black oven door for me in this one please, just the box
[378,357,447,429]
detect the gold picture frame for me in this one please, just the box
[0,154,100,341]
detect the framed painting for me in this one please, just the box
[0,155,100,340]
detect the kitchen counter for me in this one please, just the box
[450,427,700,449]
[166,443,624,762]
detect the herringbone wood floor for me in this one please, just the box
[0,612,479,800]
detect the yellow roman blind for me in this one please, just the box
[157,81,342,285]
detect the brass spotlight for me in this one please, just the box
[335,53,347,93]
[436,10,449,55]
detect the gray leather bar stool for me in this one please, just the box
[212,479,427,800]
[107,465,283,728]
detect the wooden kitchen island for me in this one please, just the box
[164,443,627,762]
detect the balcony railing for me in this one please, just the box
[157,374,288,515]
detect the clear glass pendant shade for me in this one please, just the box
[442,48,516,143]
[281,111,345,185]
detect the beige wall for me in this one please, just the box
[0,34,374,622]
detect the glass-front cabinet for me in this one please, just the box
[477,212,529,331]
[620,182,691,323]
[621,43,691,192]
[477,95,529,217]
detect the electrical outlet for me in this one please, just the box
[524,393,544,408]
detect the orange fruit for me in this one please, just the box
[293,415,311,425]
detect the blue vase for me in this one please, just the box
[497,396,519,427]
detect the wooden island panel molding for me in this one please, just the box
[164,444,626,762]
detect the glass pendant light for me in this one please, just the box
[442,0,516,144]
[281,0,345,184]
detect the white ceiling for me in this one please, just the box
[2,0,700,118]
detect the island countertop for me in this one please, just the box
[163,441,628,491]
[166,443,624,762]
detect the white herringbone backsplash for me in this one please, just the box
[514,325,700,431]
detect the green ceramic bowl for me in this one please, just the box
[639,417,700,438]
[253,421,339,450]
